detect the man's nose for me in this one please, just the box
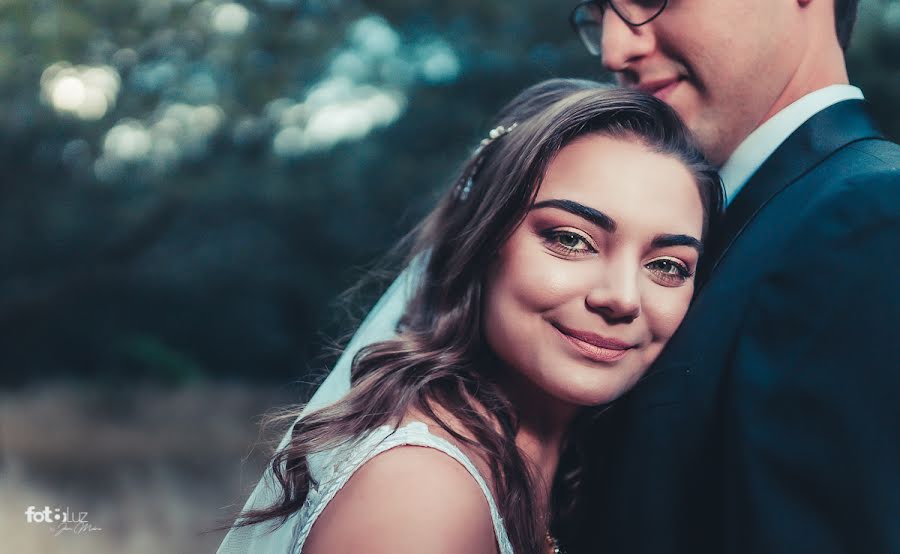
[585,262,641,323]
[600,9,656,74]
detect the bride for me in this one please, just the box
[218,79,723,553]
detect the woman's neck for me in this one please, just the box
[514,419,568,510]
[497,366,578,514]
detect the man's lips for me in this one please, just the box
[552,323,637,363]
[635,77,683,100]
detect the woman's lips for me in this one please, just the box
[552,323,636,363]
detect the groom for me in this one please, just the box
[567,0,900,552]
[304,0,899,551]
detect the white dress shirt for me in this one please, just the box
[718,84,864,205]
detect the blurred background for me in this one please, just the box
[0,0,897,551]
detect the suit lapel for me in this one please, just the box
[635,100,885,399]
[702,100,884,281]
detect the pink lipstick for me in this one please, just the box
[552,323,636,363]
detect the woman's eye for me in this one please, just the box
[646,258,692,286]
[542,230,595,256]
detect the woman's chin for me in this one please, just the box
[547,371,646,408]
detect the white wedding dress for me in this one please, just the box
[218,265,513,552]
[218,420,513,553]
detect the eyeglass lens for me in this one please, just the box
[571,0,666,55]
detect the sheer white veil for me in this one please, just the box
[216,267,418,553]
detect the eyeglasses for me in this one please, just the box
[569,0,668,56]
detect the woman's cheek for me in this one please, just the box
[644,284,694,342]
[493,236,573,308]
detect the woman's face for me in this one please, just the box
[483,133,705,408]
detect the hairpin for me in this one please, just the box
[456,122,518,201]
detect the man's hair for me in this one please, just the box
[835,0,861,50]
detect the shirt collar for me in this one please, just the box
[718,84,864,206]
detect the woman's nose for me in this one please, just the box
[585,262,641,323]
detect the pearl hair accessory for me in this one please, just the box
[456,122,518,201]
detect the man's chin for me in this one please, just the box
[688,119,731,166]
[660,82,694,119]
[620,77,707,151]
[663,88,704,139]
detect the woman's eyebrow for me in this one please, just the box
[531,199,703,254]
[531,199,616,233]
[652,234,703,255]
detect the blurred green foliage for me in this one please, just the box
[0,0,897,384]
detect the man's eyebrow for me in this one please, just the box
[531,199,616,233]
[652,234,703,255]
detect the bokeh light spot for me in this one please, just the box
[41,63,121,121]
[212,3,251,35]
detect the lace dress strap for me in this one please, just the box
[292,421,514,554]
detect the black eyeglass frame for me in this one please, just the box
[569,0,669,55]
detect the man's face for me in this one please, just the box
[599,0,806,165]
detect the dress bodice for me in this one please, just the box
[218,421,514,554]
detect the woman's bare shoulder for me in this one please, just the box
[302,444,498,554]
[400,407,500,475]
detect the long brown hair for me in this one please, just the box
[229,80,723,553]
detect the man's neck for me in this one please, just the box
[718,83,864,204]
[757,35,849,134]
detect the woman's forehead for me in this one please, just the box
[534,135,704,238]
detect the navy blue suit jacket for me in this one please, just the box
[577,100,900,553]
